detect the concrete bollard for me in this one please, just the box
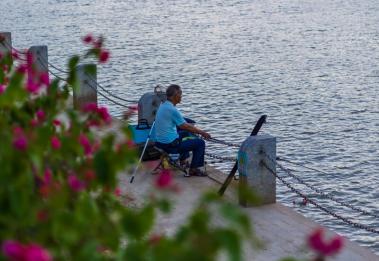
[238,134,276,207]
[0,32,12,57]
[73,64,97,109]
[28,46,49,76]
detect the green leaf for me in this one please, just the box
[219,203,251,236]
[94,150,114,186]
[122,205,155,240]
[68,55,80,71]
[214,229,241,261]
[155,199,172,214]
[84,64,97,77]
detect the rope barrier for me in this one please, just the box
[37,58,68,82]
[0,40,26,55]
[37,57,137,108]
[84,79,131,109]
[0,41,27,61]
[275,159,379,219]
[86,74,138,103]
[261,155,379,235]
[205,152,236,162]
[3,44,138,105]
[205,137,241,148]
[37,56,69,74]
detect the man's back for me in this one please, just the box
[155,101,185,144]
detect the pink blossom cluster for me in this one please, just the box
[308,228,344,258]
[12,127,28,151]
[154,170,180,192]
[155,170,172,189]
[1,240,52,261]
[82,102,112,126]
[50,136,61,150]
[12,51,50,95]
[67,174,86,192]
[38,169,60,198]
[82,34,110,64]
[30,109,47,127]
[0,84,6,94]
[123,104,139,119]
[79,133,94,156]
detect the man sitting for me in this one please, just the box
[155,84,211,176]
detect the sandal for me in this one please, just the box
[189,168,207,177]
[180,160,190,169]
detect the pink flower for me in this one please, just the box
[26,80,40,94]
[52,119,61,126]
[24,244,52,261]
[39,73,49,86]
[114,187,122,197]
[82,34,94,44]
[82,102,98,112]
[0,84,5,94]
[13,135,28,151]
[12,50,19,59]
[26,52,34,67]
[79,134,92,156]
[16,64,28,74]
[97,106,111,123]
[51,136,61,150]
[128,104,138,112]
[44,169,53,184]
[2,240,25,261]
[68,174,86,192]
[99,50,110,63]
[30,119,38,127]
[2,241,52,261]
[155,170,173,189]
[84,170,96,182]
[148,234,163,246]
[36,109,45,122]
[13,127,23,135]
[307,228,344,257]
[1,64,9,73]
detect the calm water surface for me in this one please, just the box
[1,0,378,255]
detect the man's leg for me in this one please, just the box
[178,138,205,169]
[178,131,190,161]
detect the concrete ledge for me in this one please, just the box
[119,165,378,261]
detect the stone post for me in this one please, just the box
[73,64,97,109]
[28,46,49,76]
[0,32,12,57]
[237,134,276,207]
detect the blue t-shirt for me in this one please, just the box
[155,101,186,144]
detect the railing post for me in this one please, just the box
[28,46,49,76]
[238,134,276,206]
[0,32,12,57]
[73,64,97,109]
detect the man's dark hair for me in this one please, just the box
[166,84,181,98]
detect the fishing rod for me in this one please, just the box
[218,115,267,196]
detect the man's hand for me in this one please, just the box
[200,131,211,140]
[179,123,211,139]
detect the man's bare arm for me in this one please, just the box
[178,123,211,139]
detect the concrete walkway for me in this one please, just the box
[120,164,378,261]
